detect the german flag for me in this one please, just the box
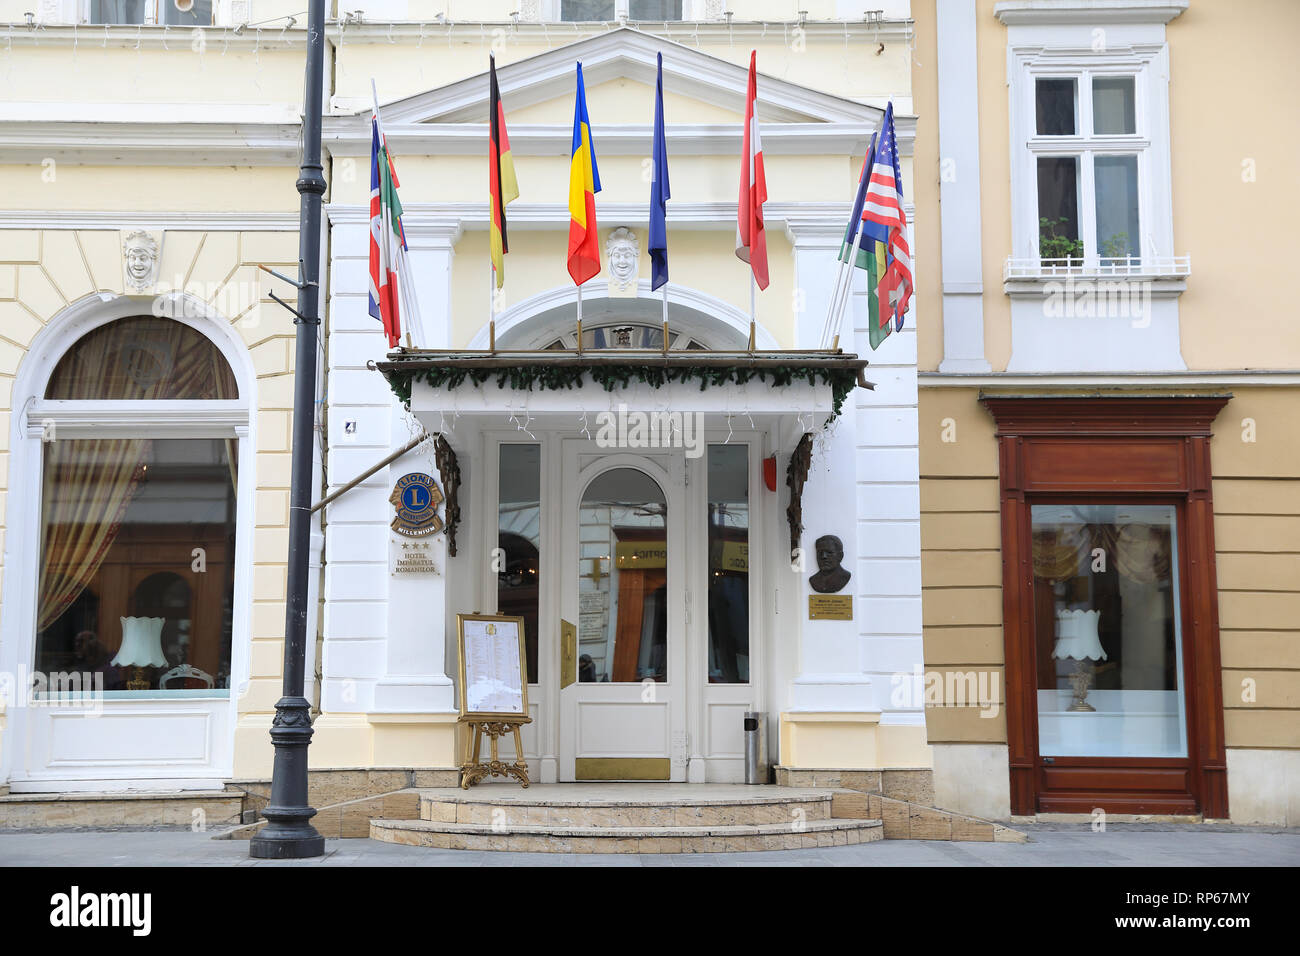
[489,54,519,290]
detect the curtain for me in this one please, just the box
[37,318,238,634]
[38,439,148,631]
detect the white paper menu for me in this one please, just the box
[462,618,525,714]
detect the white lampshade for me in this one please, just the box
[112,616,167,668]
[1052,609,1106,662]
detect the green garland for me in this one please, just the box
[383,362,860,423]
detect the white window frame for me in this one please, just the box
[79,0,217,26]
[1007,36,1177,278]
[540,0,702,22]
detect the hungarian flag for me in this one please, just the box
[567,62,602,286]
[368,114,420,349]
[863,102,912,333]
[735,50,769,290]
[489,54,519,290]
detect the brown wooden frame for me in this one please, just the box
[981,395,1230,817]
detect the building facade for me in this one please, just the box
[0,2,931,799]
[914,0,1299,824]
[2,0,1293,830]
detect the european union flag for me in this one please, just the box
[649,52,671,291]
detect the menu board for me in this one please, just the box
[457,614,527,717]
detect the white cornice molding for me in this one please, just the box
[993,1,1188,26]
[919,370,1300,387]
[0,18,913,50]
[327,201,867,231]
[0,121,303,166]
[0,210,300,230]
[323,121,901,157]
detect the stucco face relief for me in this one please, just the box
[605,227,639,291]
[122,230,161,292]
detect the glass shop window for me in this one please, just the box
[498,444,541,683]
[35,437,237,698]
[707,444,749,683]
[1031,504,1188,758]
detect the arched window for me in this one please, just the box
[33,315,241,698]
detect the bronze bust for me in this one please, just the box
[809,534,852,594]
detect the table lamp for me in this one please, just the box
[112,616,167,691]
[1053,608,1106,712]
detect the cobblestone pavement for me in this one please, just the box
[1,824,1297,866]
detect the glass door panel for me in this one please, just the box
[578,467,667,683]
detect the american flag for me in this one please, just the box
[862,102,912,332]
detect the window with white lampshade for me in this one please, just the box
[32,316,238,699]
[1030,503,1188,759]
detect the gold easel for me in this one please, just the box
[459,715,532,789]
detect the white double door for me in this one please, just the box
[557,442,687,781]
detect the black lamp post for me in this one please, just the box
[249,0,327,859]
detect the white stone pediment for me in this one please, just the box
[372,28,875,127]
[323,27,908,158]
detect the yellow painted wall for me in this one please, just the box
[918,386,1005,743]
[1210,389,1300,750]
[0,167,301,212]
[1168,2,1300,369]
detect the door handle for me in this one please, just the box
[560,619,577,689]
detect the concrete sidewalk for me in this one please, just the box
[1,824,1297,866]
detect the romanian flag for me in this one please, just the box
[489,54,519,290]
[567,62,602,286]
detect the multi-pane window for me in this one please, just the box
[1032,73,1143,266]
[559,0,684,20]
[88,0,214,26]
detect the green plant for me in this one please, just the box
[1039,217,1084,260]
[1099,232,1131,259]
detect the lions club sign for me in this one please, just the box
[390,472,445,537]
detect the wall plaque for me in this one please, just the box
[390,537,438,575]
[808,595,853,621]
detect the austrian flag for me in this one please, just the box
[368,112,421,349]
[735,50,769,290]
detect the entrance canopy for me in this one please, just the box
[375,350,873,455]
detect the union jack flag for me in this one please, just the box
[862,102,912,332]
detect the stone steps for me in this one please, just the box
[418,788,834,828]
[368,784,883,853]
[371,816,882,853]
[0,790,243,828]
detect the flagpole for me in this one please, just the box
[576,281,583,354]
[748,273,756,351]
[488,262,497,352]
[825,223,867,350]
[662,284,669,355]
